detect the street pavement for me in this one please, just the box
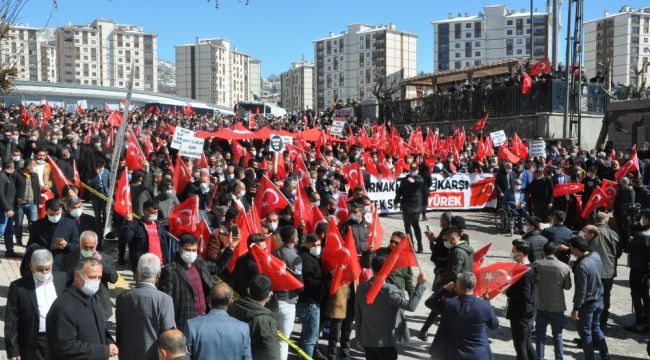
[1,211,649,359]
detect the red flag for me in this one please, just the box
[166,123,176,137]
[322,221,344,272]
[194,218,211,258]
[334,193,350,224]
[601,179,618,207]
[232,140,248,165]
[521,72,533,95]
[273,152,287,180]
[107,111,123,127]
[362,152,379,178]
[227,209,254,272]
[294,155,312,188]
[498,144,520,164]
[473,116,488,132]
[472,242,493,272]
[581,186,611,219]
[248,113,257,130]
[366,235,418,303]
[377,152,393,180]
[474,262,530,300]
[308,205,326,232]
[329,229,362,294]
[197,152,209,168]
[72,160,81,195]
[393,158,407,177]
[76,103,85,115]
[38,190,55,219]
[20,107,37,128]
[114,168,132,218]
[342,162,365,190]
[254,176,290,219]
[143,136,155,155]
[469,176,496,207]
[46,156,73,196]
[169,195,200,236]
[529,58,552,76]
[615,152,640,180]
[250,244,303,291]
[183,104,195,116]
[511,133,528,160]
[367,204,384,251]
[105,128,114,149]
[42,101,52,129]
[553,183,584,197]
[125,132,146,171]
[293,181,312,230]
[172,158,192,194]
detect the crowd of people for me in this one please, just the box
[1,101,649,360]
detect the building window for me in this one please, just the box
[517,39,523,45]
[516,49,523,54]
[507,20,513,26]
[466,32,472,38]
[475,51,481,56]
[507,30,513,36]
[455,52,461,58]
[454,61,462,69]
[475,41,481,47]
[465,23,471,28]
[474,60,481,65]
[454,23,461,39]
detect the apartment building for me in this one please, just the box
[0,25,57,82]
[313,23,417,109]
[175,38,257,108]
[280,61,314,112]
[55,19,158,91]
[585,6,650,86]
[433,5,555,72]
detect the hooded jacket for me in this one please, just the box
[440,241,474,285]
[228,297,281,360]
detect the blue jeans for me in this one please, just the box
[15,203,37,246]
[577,300,610,360]
[0,211,15,253]
[297,302,320,357]
[535,310,565,360]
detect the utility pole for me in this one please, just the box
[551,0,559,68]
[530,0,535,61]
[562,0,573,139]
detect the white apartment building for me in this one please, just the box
[433,5,555,72]
[280,61,314,112]
[55,19,158,91]
[0,25,57,82]
[313,24,417,109]
[249,59,262,99]
[175,38,257,108]
[585,6,650,86]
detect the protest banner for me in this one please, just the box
[334,107,354,119]
[528,140,547,157]
[269,134,286,153]
[170,126,196,150]
[330,118,346,136]
[180,136,205,159]
[490,130,507,147]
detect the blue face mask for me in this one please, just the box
[409,172,417,177]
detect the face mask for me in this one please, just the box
[514,186,521,191]
[511,252,519,261]
[309,246,322,257]
[409,172,417,177]
[226,174,234,181]
[328,207,336,215]
[251,151,257,157]
[350,214,359,222]
[200,183,210,192]
[81,277,100,296]
[80,249,94,258]
[33,271,52,283]
[193,172,200,179]
[239,189,246,197]
[95,142,102,148]
[148,214,158,222]
[444,241,454,249]
[48,214,61,223]
[70,208,83,218]
[535,176,543,180]
[36,159,45,165]
[268,222,278,231]
[11,156,20,162]
[181,250,198,264]
[314,201,321,207]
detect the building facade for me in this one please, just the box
[0,25,57,82]
[585,6,650,86]
[175,38,257,108]
[313,24,417,110]
[55,19,158,91]
[249,58,262,99]
[433,5,555,72]
[280,61,314,112]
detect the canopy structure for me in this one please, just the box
[195,125,347,143]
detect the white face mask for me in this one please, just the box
[166,189,175,196]
[148,214,158,222]
[309,245,322,257]
[33,271,52,283]
[268,222,278,231]
[511,252,519,261]
[181,250,198,264]
[36,159,45,165]
[514,186,521,191]
[81,276,100,296]
[443,241,454,249]
[70,208,83,218]
[239,189,246,198]
[48,214,61,223]
[200,182,210,192]
[80,249,94,258]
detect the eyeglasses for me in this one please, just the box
[389,240,400,245]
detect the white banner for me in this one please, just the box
[528,140,546,157]
[490,130,507,147]
[367,173,497,214]
[170,126,195,150]
[330,119,346,136]
[269,133,293,153]
[180,136,205,159]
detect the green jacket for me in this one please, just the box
[362,247,415,296]
[228,297,281,360]
[439,241,474,285]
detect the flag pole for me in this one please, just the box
[405,235,422,273]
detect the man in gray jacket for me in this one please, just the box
[116,253,176,360]
[355,255,427,360]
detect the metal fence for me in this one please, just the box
[358,80,606,125]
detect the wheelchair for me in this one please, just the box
[494,202,527,236]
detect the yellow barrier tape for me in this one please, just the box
[80,182,140,220]
[212,275,313,360]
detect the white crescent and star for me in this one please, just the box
[261,188,280,207]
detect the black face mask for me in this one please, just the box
[328,208,336,215]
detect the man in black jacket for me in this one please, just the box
[0,159,18,257]
[120,200,171,271]
[46,258,119,359]
[5,249,68,360]
[542,210,573,263]
[340,204,370,254]
[522,216,548,262]
[506,239,538,360]
[232,233,266,298]
[13,159,40,248]
[613,176,635,256]
[66,196,101,248]
[526,168,554,222]
[394,163,425,252]
[297,234,326,358]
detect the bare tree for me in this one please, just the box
[209,0,250,9]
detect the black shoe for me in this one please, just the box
[4,251,23,258]
[417,248,423,254]
[118,259,126,266]
[624,324,650,334]
[417,329,429,342]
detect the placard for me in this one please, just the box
[334,107,354,119]
[330,118,346,136]
[179,136,205,159]
[528,140,547,157]
[269,134,286,153]
[170,126,195,150]
[490,130,507,147]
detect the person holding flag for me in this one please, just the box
[296,234,327,358]
[362,231,414,297]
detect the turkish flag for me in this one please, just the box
[172,157,192,194]
[293,182,312,230]
[42,101,52,129]
[197,152,209,168]
[169,195,200,237]
[294,155,312,188]
[20,107,37,128]
[273,152,287,180]
[367,204,384,251]
[143,136,155,155]
[366,235,418,303]
[474,262,530,300]
[183,104,195,116]
[581,186,610,219]
[194,217,211,258]
[322,221,344,272]
[114,168,132,218]
[105,128,114,149]
[615,152,640,180]
[46,156,73,196]
[250,244,303,291]
[529,58,552,76]
[108,110,123,127]
[308,206,326,233]
[601,179,618,207]
[377,152,393,180]
[521,72,533,95]
[125,132,146,171]
[473,116,488,132]
[498,144,521,164]
[329,229,362,294]
[472,242,493,272]
[553,183,584,197]
[254,176,290,219]
[227,209,254,272]
[334,193,350,224]
[469,177,496,207]
[166,123,176,137]
[343,162,365,190]
[362,152,379,178]
[393,158,407,177]
[72,160,81,195]
[38,190,55,219]
[511,133,528,160]
[76,103,85,115]
[232,140,249,166]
